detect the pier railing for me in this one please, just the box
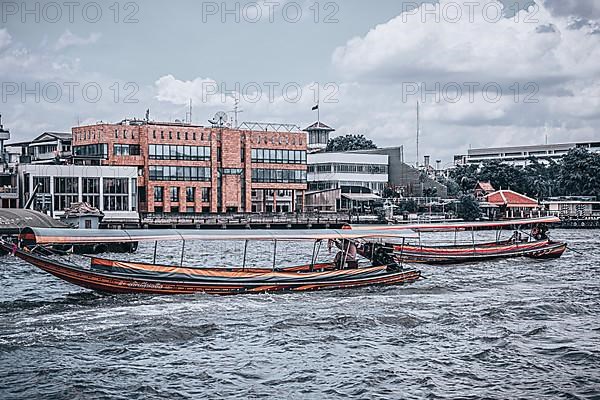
[140,212,364,228]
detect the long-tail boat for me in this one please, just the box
[352,216,567,265]
[1,227,421,295]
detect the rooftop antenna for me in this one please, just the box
[416,101,420,168]
[544,122,549,145]
[229,95,244,128]
[209,111,228,127]
[185,99,192,124]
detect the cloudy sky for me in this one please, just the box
[1,0,599,165]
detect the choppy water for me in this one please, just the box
[1,229,599,399]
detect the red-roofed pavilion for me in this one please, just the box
[486,189,541,218]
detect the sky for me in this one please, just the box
[1,0,599,165]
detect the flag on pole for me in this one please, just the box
[312,104,319,111]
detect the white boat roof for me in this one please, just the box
[350,216,561,232]
[21,227,418,245]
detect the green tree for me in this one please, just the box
[398,199,418,213]
[438,177,461,197]
[457,195,481,221]
[559,148,600,197]
[478,161,527,193]
[523,157,556,198]
[447,149,600,201]
[382,187,401,198]
[325,134,377,152]
[449,164,479,194]
[423,187,438,197]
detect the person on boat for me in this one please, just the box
[531,224,549,241]
[510,230,522,243]
[332,239,357,269]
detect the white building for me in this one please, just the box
[6,132,72,165]
[0,116,18,208]
[456,142,600,166]
[307,152,389,194]
[542,197,600,218]
[19,164,139,222]
[304,121,335,152]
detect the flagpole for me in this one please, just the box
[317,100,320,123]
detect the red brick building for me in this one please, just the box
[72,120,307,214]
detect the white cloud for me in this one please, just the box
[332,0,600,84]
[54,30,101,51]
[0,28,12,51]
[325,0,600,162]
[154,74,326,127]
[154,75,234,108]
[2,2,599,165]
[542,0,600,20]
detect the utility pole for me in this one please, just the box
[185,99,193,124]
[416,101,420,169]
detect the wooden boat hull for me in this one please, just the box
[6,246,421,295]
[361,239,567,265]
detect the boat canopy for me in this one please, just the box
[20,227,418,245]
[350,216,561,232]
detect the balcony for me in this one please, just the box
[0,186,18,199]
[32,150,72,162]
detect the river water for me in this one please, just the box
[0,229,599,399]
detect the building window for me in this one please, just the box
[170,187,179,202]
[186,187,195,203]
[82,177,100,209]
[148,144,210,161]
[154,186,164,202]
[32,176,51,211]
[149,166,211,181]
[153,130,156,139]
[33,144,58,155]
[221,168,243,175]
[332,163,388,174]
[131,179,137,211]
[54,177,78,211]
[103,178,129,211]
[114,144,141,156]
[201,187,210,202]
[317,164,331,173]
[251,149,306,164]
[251,169,307,183]
[33,176,51,193]
[73,144,108,158]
